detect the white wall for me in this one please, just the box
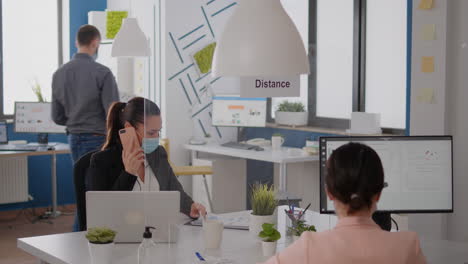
[161,0,239,167]
[445,0,468,243]
[410,0,468,243]
[408,0,448,240]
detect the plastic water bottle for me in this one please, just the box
[138,226,157,264]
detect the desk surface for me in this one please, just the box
[18,226,274,264]
[185,143,319,164]
[17,207,468,264]
[0,143,70,158]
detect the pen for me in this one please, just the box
[195,252,205,261]
[298,203,311,221]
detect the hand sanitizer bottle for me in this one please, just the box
[138,226,157,264]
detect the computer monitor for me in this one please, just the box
[14,102,66,134]
[212,96,267,127]
[0,121,7,143]
[319,136,453,214]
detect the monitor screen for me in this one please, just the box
[319,136,453,214]
[212,97,267,127]
[0,121,7,143]
[15,102,66,134]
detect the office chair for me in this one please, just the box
[160,138,214,212]
[73,151,97,231]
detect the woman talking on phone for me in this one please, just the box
[87,97,206,218]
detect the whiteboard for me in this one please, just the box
[15,102,66,133]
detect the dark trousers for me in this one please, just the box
[68,133,105,232]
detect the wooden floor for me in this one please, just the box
[0,206,75,264]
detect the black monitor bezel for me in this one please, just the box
[319,135,454,215]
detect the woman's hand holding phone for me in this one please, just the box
[122,149,145,181]
[119,127,145,181]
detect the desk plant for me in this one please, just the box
[249,183,278,237]
[289,220,316,241]
[86,227,117,264]
[275,101,308,127]
[259,223,281,256]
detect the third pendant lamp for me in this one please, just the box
[212,0,309,77]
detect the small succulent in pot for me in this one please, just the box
[86,227,117,244]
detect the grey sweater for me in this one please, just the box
[52,53,119,134]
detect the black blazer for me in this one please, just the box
[87,145,194,216]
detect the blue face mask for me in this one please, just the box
[142,138,159,154]
[92,47,99,60]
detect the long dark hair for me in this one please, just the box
[326,142,385,214]
[102,97,161,150]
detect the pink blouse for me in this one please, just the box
[260,217,426,264]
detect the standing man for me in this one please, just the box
[52,25,119,163]
[52,25,119,232]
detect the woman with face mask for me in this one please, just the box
[87,97,206,218]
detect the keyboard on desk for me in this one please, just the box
[221,141,263,151]
[0,144,53,152]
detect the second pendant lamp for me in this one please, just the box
[112,17,151,57]
[212,0,309,77]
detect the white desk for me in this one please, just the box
[185,144,319,195]
[18,206,468,264]
[0,143,70,217]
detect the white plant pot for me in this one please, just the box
[275,111,308,126]
[249,213,276,238]
[293,235,300,242]
[262,241,278,257]
[88,242,114,264]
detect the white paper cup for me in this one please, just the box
[203,219,224,249]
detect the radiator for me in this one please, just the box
[0,156,28,204]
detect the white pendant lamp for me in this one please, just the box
[212,0,309,77]
[112,17,151,57]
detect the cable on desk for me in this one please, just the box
[391,216,399,231]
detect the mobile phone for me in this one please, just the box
[119,127,140,153]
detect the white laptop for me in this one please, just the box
[86,191,181,243]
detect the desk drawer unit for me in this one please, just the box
[0,156,28,204]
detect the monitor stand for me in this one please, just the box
[237,127,246,143]
[372,212,391,231]
[37,133,49,145]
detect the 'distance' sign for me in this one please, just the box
[240,76,300,97]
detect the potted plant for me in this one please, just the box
[259,223,281,256]
[249,183,278,237]
[275,101,308,127]
[289,220,316,241]
[31,80,46,102]
[86,227,117,264]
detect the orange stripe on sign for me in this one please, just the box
[228,105,244,110]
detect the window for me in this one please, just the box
[365,0,407,129]
[1,0,61,118]
[271,0,408,131]
[315,0,354,120]
[271,0,309,118]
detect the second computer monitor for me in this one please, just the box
[15,102,66,134]
[212,97,267,127]
[319,136,453,214]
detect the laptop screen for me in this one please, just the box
[0,121,7,144]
